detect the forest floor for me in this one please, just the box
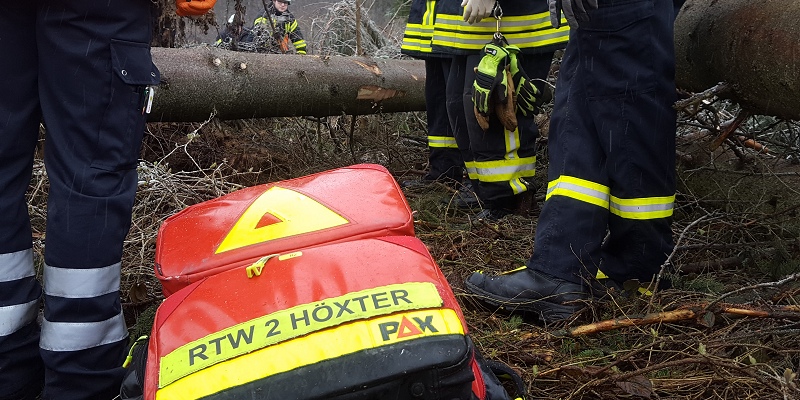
[94,100,799,399]
[21,77,800,398]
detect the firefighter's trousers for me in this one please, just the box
[0,1,158,398]
[446,52,553,207]
[424,57,463,183]
[528,0,677,285]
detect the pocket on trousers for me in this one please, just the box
[578,0,656,98]
[90,39,160,172]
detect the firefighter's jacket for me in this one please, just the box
[431,0,569,55]
[254,6,307,54]
[401,0,441,58]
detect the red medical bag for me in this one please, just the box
[154,164,414,296]
[133,236,492,399]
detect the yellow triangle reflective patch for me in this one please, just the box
[216,186,349,254]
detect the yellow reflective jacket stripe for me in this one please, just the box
[432,11,569,53]
[402,0,437,55]
[402,24,435,53]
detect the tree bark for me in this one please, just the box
[148,46,426,122]
[675,0,800,119]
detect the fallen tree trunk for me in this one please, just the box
[148,46,426,122]
[675,0,800,119]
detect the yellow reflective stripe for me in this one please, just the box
[609,194,675,220]
[499,265,527,275]
[157,309,464,399]
[509,177,527,194]
[504,127,521,160]
[433,29,569,51]
[502,126,530,194]
[254,16,267,25]
[159,283,442,386]
[546,176,610,208]
[436,13,552,31]
[596,270,653,296]
[431,12,569,51]
[402,23,434,52]
[402,39,433,53]
[428,135,458,148]
[159,282,443,387]
[287,20,298,31]
[423,0,436,26]
[472,156,536,183]
[403,24,434,37]
[293,39,307,47]
[504,29,570,49]
[464,161,478,180]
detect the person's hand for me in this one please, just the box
[176,0,217,17]
[472,43,510,130]
[461,0,495,24]
[506,46,551,117]
[548,0,598,29]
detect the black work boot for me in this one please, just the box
[472,207,512,222]
[465,267,588,324]
[441,181,481,209]
[472,191,535,222]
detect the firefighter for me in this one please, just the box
[0,1,212,399]
[465,0,678,324]
[432,0,570,220]
[399,0,481,208]
[400,0,462,188]
[254,0,308,55]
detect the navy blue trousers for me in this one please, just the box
[0,1,158,398]
[424,57,463,183]
[528,0,677,284]
[447,52,553,206]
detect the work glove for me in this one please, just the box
[461,0,495,24]
[548,0,598,29]
[506,45,552,117]
[176,0,217,16]
[472,43,511,131]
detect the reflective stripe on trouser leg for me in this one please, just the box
[425,57,463,182]
[0,249,44,397]
[0,2,46,397]
[528,0,676,285]
[40,263,128,400]
[36,0,156,397]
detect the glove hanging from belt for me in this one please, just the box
[473,41,551,132]
[472,41,514,132]
[506,45,552,118]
